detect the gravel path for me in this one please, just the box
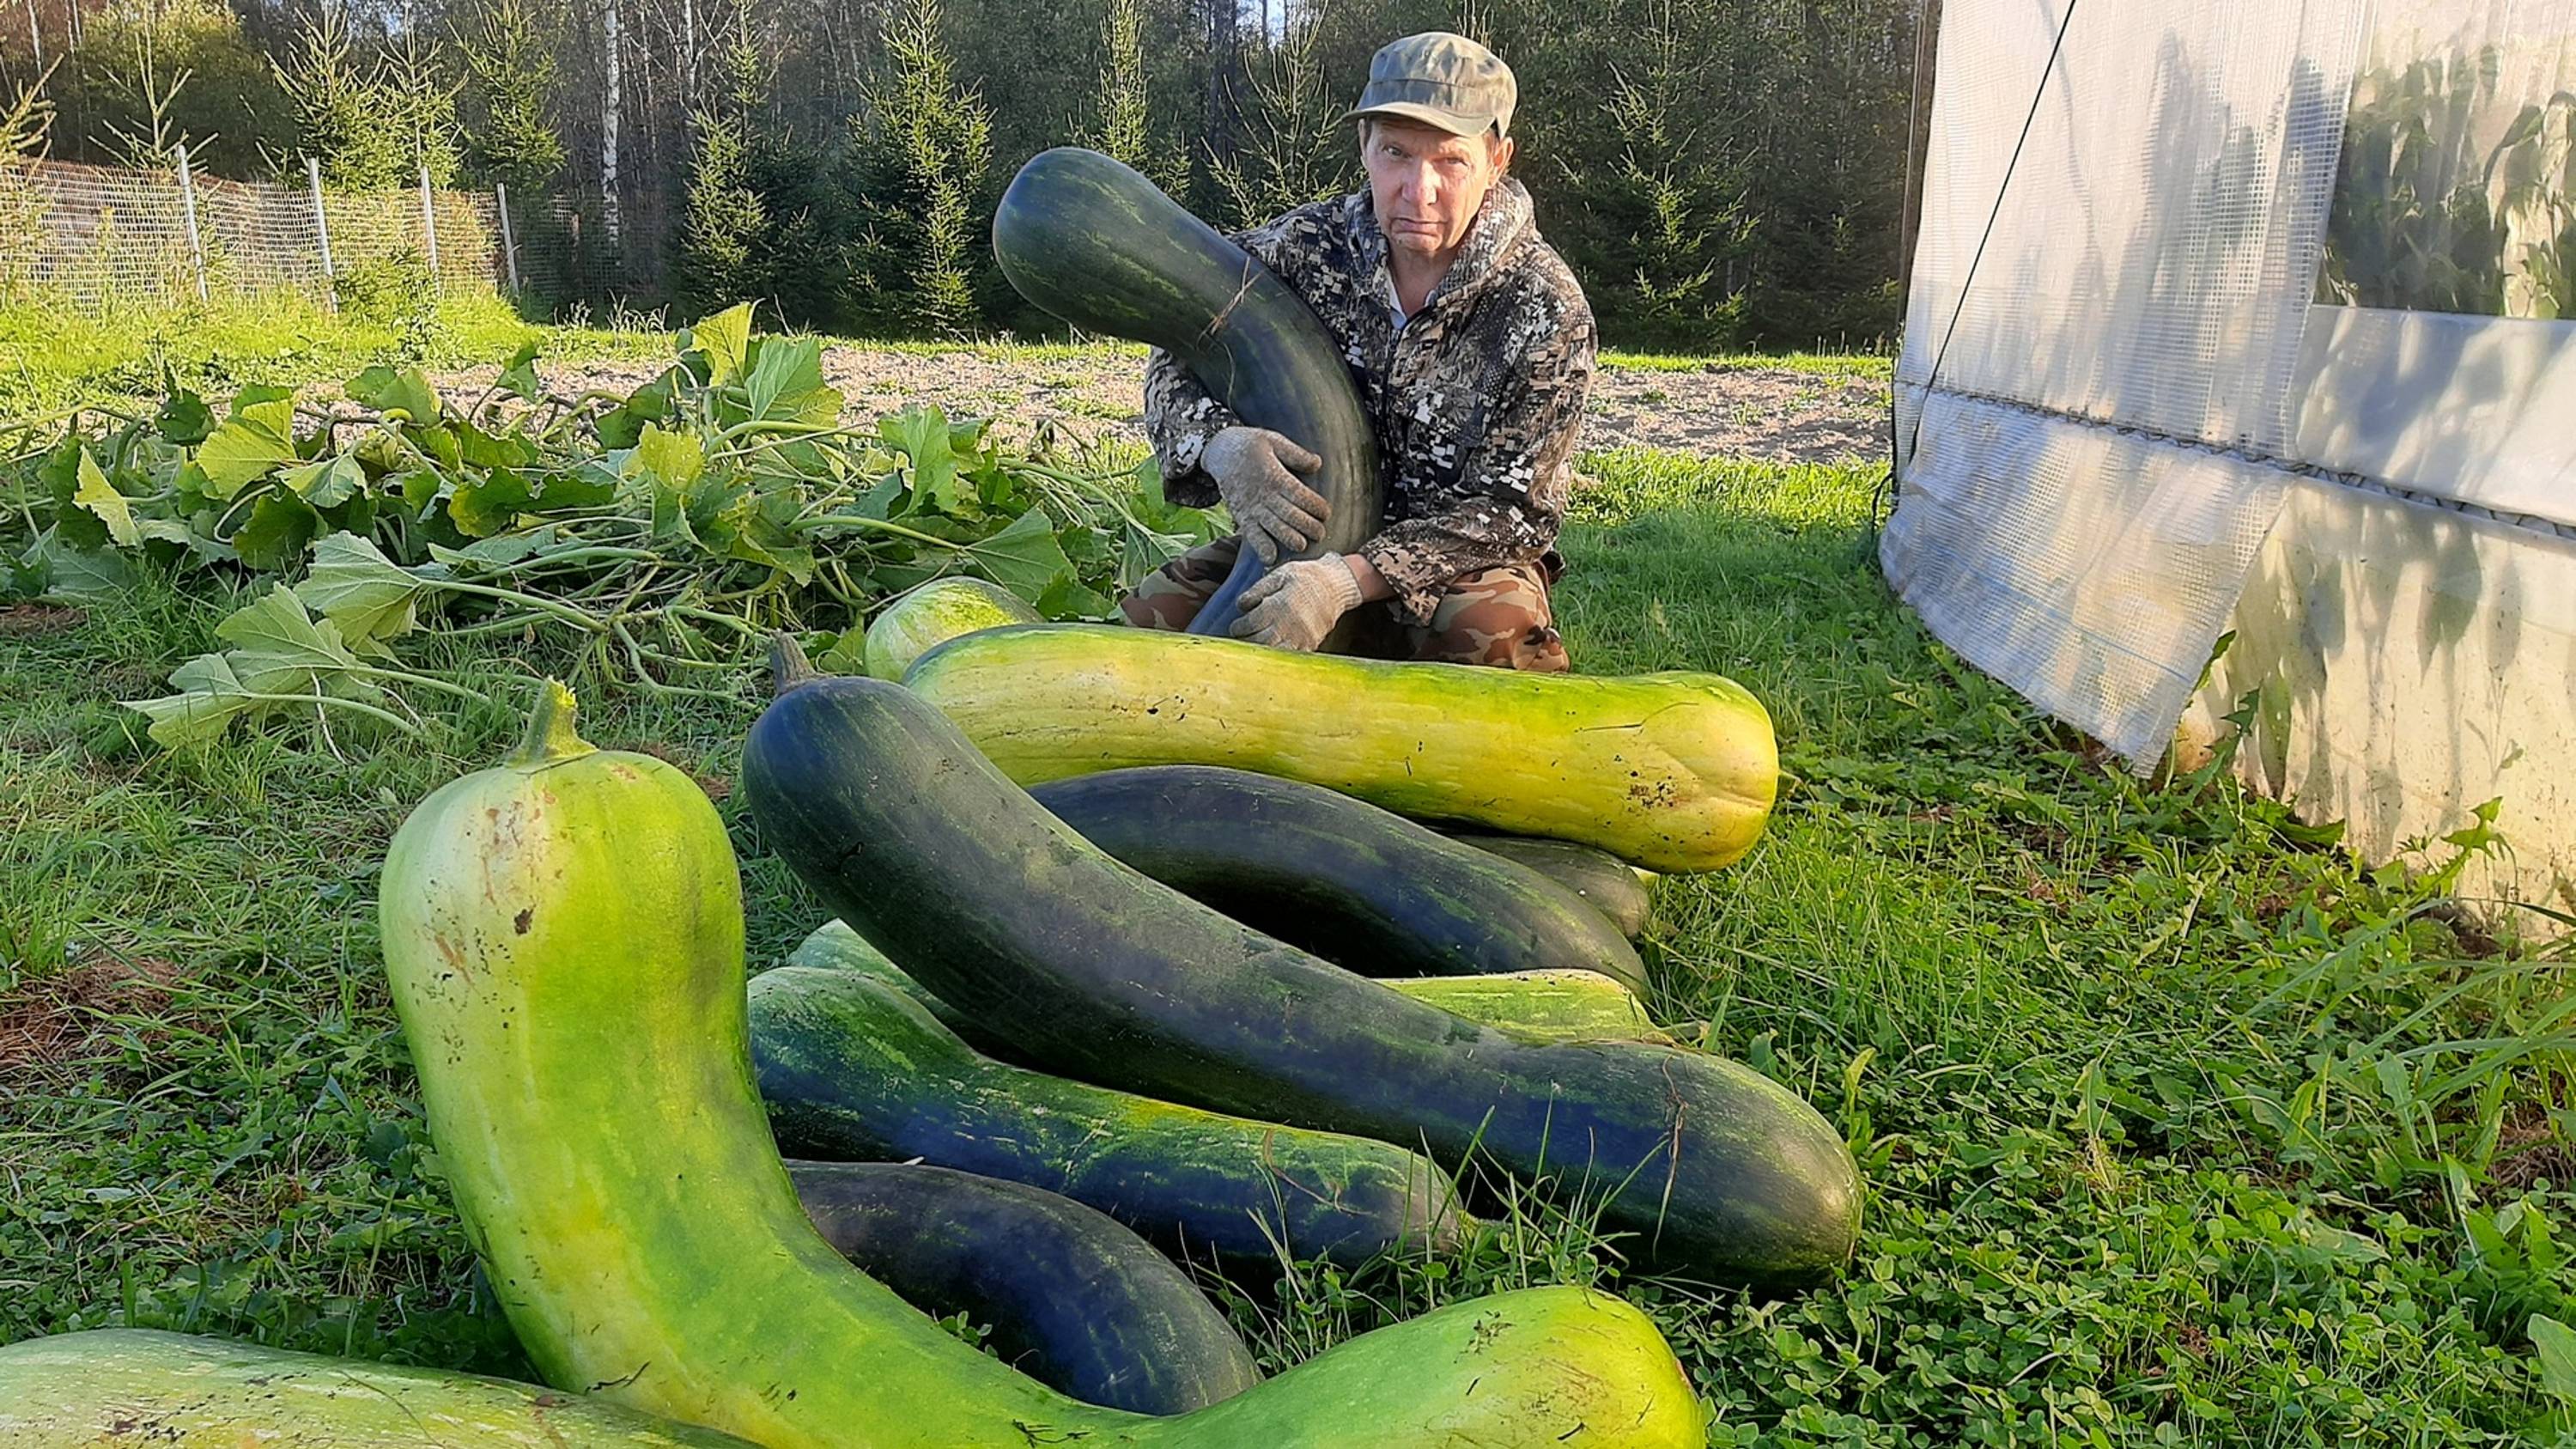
[439,344,1892,468]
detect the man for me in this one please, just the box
[1122,31,1596,672]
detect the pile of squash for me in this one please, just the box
[0,606,1860,1446]
[1,149,1860,1446]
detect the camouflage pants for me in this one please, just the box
[1117,537,1571,673]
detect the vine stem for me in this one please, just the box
[423,575,608,633]
[468,545,664,575]
[615,622,744,703]
[340,662,489,703]
[793,514,965,551]
[665,605,767,638]
[714,417,880,448]
[507,679,596,766]
[192,690,428,739]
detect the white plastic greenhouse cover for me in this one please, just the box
[1886,0,2576,768]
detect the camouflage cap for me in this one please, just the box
[1343,32,1517,139]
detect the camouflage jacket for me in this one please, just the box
[1142,176,1597,625]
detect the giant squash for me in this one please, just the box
[787,918,1662,1045]
[991,148,1382,634]
[747,667,1857,1283]
[908,624,1779,872]
[1030,765,1647,989]
[378,682,1707,1448]
[789,1160,1261,1414]
[756,964,1474,1267]
[0,1329,756,1446]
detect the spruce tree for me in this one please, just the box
[457,0,566,195]
[381,31,463,187]
[842,0,991,337]
[1206,5,1348,230]
[272,3,404,189]
[0,66,55,297]
[70,0,280,176]
[677,2,769,315]
[1587,0,1751,347]
[89,8,205,168]
[1085,0,1184,198]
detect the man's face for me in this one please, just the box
[1364,119,1513,263]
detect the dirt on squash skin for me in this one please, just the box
[0,956,186,1075]
[431,346,1892,470]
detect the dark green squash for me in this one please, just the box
[991,147,1382,633]
[789,1160,1262,1415]
[787,918,1662,1045]
[744,665,1862,1285]
[1450,832,1656,939]
[1030,766,1646,991]
[753,965,1475,1268]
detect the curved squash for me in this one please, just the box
[908,624,1779,872]
[0,1329,756,1446]
[991,148,1382,633]
[789,1161,1261,1415]
[756,965,1475,1266]
[1451,833,1656,938]
[380,682,1707,1447]
[1384,970,1662,1043]
[745,669,1859,1284]
[1030,765,1646,991]
[787,919,1661,1044]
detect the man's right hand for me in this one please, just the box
[1202,426,1330,564]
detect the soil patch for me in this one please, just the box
[432,346,1893,470]
[1586,362,1888,464]
[0,955,186,1075]
[0,605,86,637]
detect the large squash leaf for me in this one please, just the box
[196,396,300,500]
[297,532,425,657]
[965,508,1076,604]
[348,365,441,423]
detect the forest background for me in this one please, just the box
[0,0,1921,350]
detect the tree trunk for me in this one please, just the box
[1204,0,1236,161]
[602,0,623,249]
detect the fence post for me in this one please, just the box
[307,156,337,311]
[418,161,442,295]
[174,143,209,304]
[495,181,520,293]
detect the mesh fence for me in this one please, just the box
[502,192,670,321]
[0,157,520,311]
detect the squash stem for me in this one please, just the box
[507,679,598,768]
[770,632,820,697]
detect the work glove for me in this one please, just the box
[1202,425,1330,564]
[1231,554,1363,653]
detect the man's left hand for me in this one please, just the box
[1231,555,1363,652]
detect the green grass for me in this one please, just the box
[0,292,1889,427]
[1600,350,1895,383]
[0,289,679,422]
[5,446,2574,1445]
